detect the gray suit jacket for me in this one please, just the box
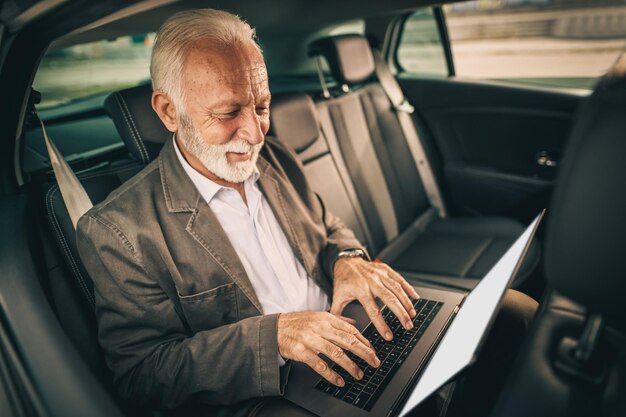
[76,137,365,411]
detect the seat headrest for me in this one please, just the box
[545,70,626,331]
[270,92,320,153]
[104,84,171,164]
[308,34,375,86]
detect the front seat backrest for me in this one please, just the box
[545,72,626,332]
[492,61,626,417]
[104,83,171,164]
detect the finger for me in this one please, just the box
[376,285,414,331]
[338,316,357,326]
[312,338,364,381]
[382,272,416,318]
[302,351,344,387]
[329,314,374,350]
[388,268,420,300]
[326,327,380,369]
[359,295,394,341]
[329,296,350,317]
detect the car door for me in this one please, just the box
[388,3,624,222]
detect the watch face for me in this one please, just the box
[339,249,364,258]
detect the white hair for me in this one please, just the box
[150,8,262,110]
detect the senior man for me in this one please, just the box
[77,8,537,417]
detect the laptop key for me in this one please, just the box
[323,384,334,394]
[343,391,357,404]
[371,374,383,385]
[353,393,371,408]
[363,383,377,395]
[316,380,328,390]
[332,385,352,400]
[315,300,444,410]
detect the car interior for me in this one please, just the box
[0,0,625,416]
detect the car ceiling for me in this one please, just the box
[44,0,461,49]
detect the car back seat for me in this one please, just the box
[307,34,540,290]
[268,92,371,245]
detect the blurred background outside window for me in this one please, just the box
[398,0,626,91]
[33,34,155,109]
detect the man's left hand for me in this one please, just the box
[331,257,420,341]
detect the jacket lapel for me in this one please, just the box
[185,200,263,313]
[159,139,263,313]
[256,158,312,278]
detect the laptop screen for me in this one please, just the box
[399,212,543,416]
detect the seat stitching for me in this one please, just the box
[119,94,150,163]
[248,398,269,417]
[438,382,456,417]
[114,93,149,164]
[45,185,96,307]
[43,165,142,308]
[117,94,149,163]
[47,186,94,306]
[74,164,142,181]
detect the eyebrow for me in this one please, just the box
[257,93,272,104]
[206,93,271,113]
[232,91,272,107]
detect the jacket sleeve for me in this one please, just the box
[318,197,372,280]
[76,213,284,410]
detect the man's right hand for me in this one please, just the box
[277,311,381,387]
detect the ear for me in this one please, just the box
[151,91,179,132]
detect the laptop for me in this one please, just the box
[285,211,544,417]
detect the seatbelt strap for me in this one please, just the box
[372,49,447,218]
[39,117,93,229]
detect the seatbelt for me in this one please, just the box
[372,49,447,218]
[38,114,93,229]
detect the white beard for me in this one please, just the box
[177,113,263,183]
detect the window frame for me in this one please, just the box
[391,6,455,77]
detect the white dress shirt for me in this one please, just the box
[174,138,330,319]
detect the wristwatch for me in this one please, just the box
[336,248,367,260]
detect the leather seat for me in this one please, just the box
[491,62,626,417]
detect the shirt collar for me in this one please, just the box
[172,134,260,204]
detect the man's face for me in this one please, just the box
[176,40,271,183]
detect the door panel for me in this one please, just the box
[399,76,582,220]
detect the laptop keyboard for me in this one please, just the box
[315,299,443,411]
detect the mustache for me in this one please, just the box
[178,112,264,158]
[221,138,261,154]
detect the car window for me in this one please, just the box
[396,8,448,78]
[33,33,155,109]
[397,0,626,91]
